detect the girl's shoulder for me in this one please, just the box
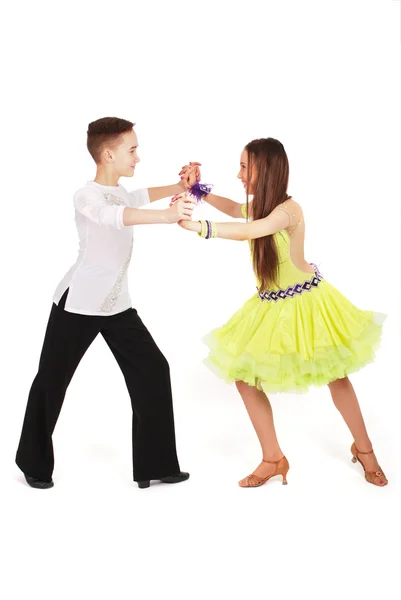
[273,197,303,221]
[273,198,304,237]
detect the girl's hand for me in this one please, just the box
[165,196,195,224]
[170,191,187,207]
[178,162,201,191]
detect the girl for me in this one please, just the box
[177,138,387,488]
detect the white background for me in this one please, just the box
[1,1,400,599]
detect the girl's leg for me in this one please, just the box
[235,380,285,478]
[328,377,383,473]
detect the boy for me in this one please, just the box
[16,117,197,489]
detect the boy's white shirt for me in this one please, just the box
[53,181,150,316]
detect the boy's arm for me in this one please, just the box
[122,200,192,226]
[148,182,186,203]
[74,188,194,228]
[147,162,202,202]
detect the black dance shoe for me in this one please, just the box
[24,474,54,489]
[137,471,190,489]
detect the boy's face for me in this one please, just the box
[103,129,140,177]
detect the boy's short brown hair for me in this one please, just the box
[87,117,135,164]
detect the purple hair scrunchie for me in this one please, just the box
[188,182,213,205]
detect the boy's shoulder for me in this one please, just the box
[73,182,137,210]
[73,182,106,206]
[74,180,99,194]
[74,182,130,193]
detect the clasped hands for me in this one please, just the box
[167,161,202,228]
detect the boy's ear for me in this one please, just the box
[104,149,113,163]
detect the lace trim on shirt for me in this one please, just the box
[103,193,128,206]
[98,190,131,313]
[97,241,133,313]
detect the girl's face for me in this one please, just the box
[237,149,257,194]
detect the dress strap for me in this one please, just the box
[241,203,248,219]
[275,205,293,226]
[275,202,303,238]
[290,216,303,237]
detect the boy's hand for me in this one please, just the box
[178,161,201,191]
[165,196,195,224]
[178,219,197,231]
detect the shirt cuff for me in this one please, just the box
[116,205,127,229]
[129,188,150,208]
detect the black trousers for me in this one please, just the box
[16,289,180,482]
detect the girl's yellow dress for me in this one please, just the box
[203,205,385,394]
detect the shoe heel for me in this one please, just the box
[137,480,150,489]
[282,472,289,485]
[351,456,357,463]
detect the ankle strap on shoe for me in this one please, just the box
[355,445,374,455]
[263,456,285,464]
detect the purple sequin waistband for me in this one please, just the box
[258,263,324,302]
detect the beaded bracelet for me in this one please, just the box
[198,220,208,239]
[198,220,218,239]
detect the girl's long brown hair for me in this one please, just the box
[245,137,291,291]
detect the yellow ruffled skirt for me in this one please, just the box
[203,279,386,394]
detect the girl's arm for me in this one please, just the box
[202,193,245,218]
[178,208,290,241]
[179,164,246,218]
[123,199,194,226]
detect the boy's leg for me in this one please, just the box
[16,290,100,481]
[101,308,181,482]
